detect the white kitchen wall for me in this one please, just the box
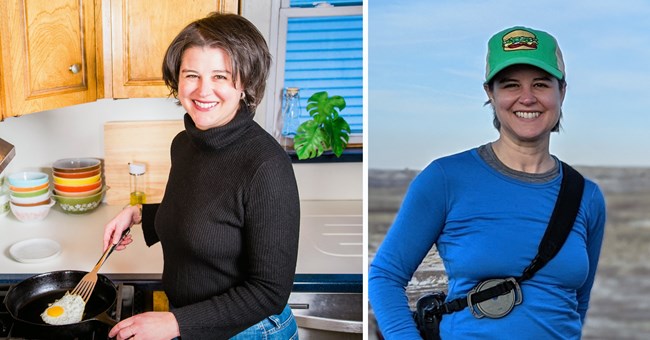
[0,98,183,171]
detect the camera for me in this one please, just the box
[413,291,446,340]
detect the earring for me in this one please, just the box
[241,91,250,111]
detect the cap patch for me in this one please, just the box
[502,29,538,51]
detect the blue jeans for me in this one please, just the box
[230,304,298,339]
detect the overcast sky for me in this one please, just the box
[368,0,650,169]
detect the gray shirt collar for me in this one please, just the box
[477,143,560,183]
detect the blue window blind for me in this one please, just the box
[282,12,363,134]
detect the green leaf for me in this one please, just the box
[294,120,328,160]
[328,95,346,117]
[306,91,329,121]
[325,116,351,157]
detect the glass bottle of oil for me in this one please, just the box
[129,162,146,205]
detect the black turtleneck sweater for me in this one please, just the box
[140,109,300,339]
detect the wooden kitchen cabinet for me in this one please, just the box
[109,0,239,98]
[0,0,98,119]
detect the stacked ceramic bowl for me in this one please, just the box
[51,158,107,214]
[7,171,55,222]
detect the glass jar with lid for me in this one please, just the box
[281,87,301,136]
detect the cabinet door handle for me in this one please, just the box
[69,63,81,74]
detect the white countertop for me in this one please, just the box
[1,204,163,275]
[1,200,362,276]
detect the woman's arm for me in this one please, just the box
[141,203,161,246]
[369,162,448,339]
[576,183,606,323]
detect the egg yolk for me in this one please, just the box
[46,305,64,317]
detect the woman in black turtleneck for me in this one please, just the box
[102,13,300,340]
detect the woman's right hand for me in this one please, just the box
[103,204,141,252]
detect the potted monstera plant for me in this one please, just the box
[293,91,351,160]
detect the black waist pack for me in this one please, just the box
[413,162,584,339]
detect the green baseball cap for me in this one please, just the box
[485,26,565,83]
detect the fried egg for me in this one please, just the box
[40,292,85,325]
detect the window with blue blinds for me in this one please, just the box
[282,4,363,135]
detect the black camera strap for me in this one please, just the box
[429,161,585,316]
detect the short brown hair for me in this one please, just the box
[162,13,271,112]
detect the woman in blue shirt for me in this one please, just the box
[369,26,606,339]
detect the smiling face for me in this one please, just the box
[177,46,244,130]
[485,64,566,144]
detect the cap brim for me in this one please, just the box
[485,57,564,83]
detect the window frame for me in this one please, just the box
[265,0,364,155]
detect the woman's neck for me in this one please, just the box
[491,138,555,174]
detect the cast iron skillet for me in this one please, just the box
[3,270,118,338]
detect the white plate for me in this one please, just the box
[9,238,61,263]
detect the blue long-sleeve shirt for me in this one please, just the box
[369,148,606,339]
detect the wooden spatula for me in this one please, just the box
[70,228,130,303]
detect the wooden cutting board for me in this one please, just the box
[104,120,184,205]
